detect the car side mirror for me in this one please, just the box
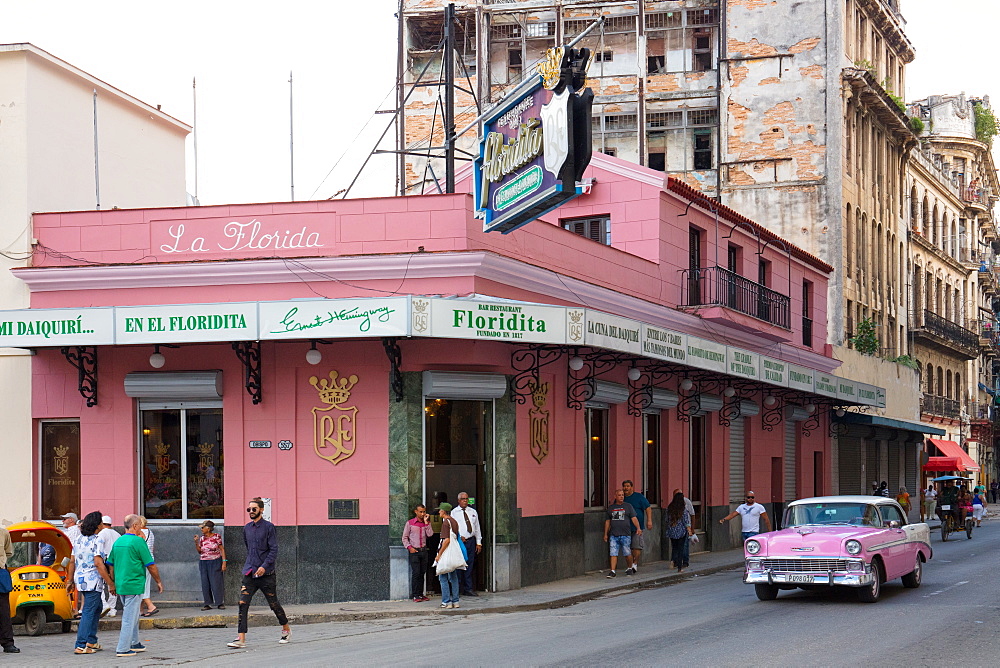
[887,520,901,529]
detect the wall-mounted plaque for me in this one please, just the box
[328,499,360,520]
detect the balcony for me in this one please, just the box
[680,266,791,330]
[920,394,961,420]
[909,309,980,360]
[979,320,1000,352]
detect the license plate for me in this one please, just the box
[787,574,814,583]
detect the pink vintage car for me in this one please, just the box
[744,495,931,603]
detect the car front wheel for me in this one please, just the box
[754,583,779,601]
[901,555,922,588]
[857,560,882,603]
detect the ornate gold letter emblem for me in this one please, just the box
[53,444,69,476]
[412,298,429,334]
[529,381,550,464]
[155,443,171,474]
[310,370,360,466]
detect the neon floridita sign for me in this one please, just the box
[474,46,594,234]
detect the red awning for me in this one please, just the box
[927,438,981,472]
[922,456,963,472]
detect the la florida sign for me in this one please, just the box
[475,46,594,234]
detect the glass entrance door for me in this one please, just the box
[424,398,492,591]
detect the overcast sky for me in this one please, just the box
[0,1,992,206]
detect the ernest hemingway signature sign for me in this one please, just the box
[258,298,409,340]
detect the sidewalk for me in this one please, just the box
[91,547,746,632]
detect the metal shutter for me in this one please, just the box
[729,417,746,504]
[865,440,880,492]
[904,442,918,501]
[839,436,863,495]
[784,420,796,501]
[887,441,900,493]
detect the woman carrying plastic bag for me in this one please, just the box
[432,503,466,609]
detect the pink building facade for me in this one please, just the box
[5,154,883,602]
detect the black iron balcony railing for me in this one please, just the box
[911,310,979,353]
[920,394,961,419]
[681,266,791,329]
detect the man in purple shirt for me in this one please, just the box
[227,497,291,649]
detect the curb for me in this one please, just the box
[94,558,745,631]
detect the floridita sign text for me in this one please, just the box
[0,297,884,407]
[151,213,330,259]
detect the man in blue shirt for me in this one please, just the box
[228,497,291,649]
[622,480,652,574]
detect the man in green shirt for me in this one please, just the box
[106,515,163,658]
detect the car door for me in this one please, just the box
[876,503,909,579]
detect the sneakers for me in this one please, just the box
[625,566,635,575]
[606,570,617,578]
[440,602,449,608]
[131,644,146,652]
[116,650,138,657]
[227,639,246,649]
[451,603,460,609]
[279,630,291,644]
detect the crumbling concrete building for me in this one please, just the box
[398,0,1000,491]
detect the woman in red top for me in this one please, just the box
[195,520,227,610]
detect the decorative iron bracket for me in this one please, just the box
[626,361,686,416]
[567,351,630,410]
[382,337,404,402]
[715,378,758,427]
[61,346,98,407]
[675,381,702,423]
[760,390,785,432]
[231,341,262,405]
[510,345,564,404]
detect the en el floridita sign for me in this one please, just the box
[0,296,884,408]
[474,46,594,234]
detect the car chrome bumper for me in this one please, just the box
[744,568,874,587]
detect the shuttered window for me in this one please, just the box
[562,215,611,245]
[838,437,863,495]
[728,417,746,504]
[784,421,797,501]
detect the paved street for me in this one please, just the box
[6,523,999,667]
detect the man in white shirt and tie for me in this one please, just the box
[453,492,482,596]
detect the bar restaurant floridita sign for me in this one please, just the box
[474,46,594,234]
[0,296,885,407]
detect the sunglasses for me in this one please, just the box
[746,496,755,499]
[247,507,260,513]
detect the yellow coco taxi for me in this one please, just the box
[6,521,76,635]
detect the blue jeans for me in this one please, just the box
[75,589,102,649]
[742,531,759,541]
[438,570,460,605]
[670,536,689,568]
[116,594,142,653]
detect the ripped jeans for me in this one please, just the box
[237,573,288,634]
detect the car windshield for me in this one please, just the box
[784,502,882,528]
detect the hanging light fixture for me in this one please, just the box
[680,378,694,391]
[149,345,166,369]
[763,395,777,407]
[805,403,817,414]
[627,367,642,381]
[305,341,323,365]
[568,356,585,371]
[723,386,737,398]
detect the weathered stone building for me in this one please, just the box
[398,0,995,496]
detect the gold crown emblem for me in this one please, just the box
[531,381,549,409]
[196,442,214,455]
[310,370,359,406]
[53,445,69,458]
[413,299,428,313]
[569,310,583,323]
[537,46,565,90]
[155,443,171,456]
